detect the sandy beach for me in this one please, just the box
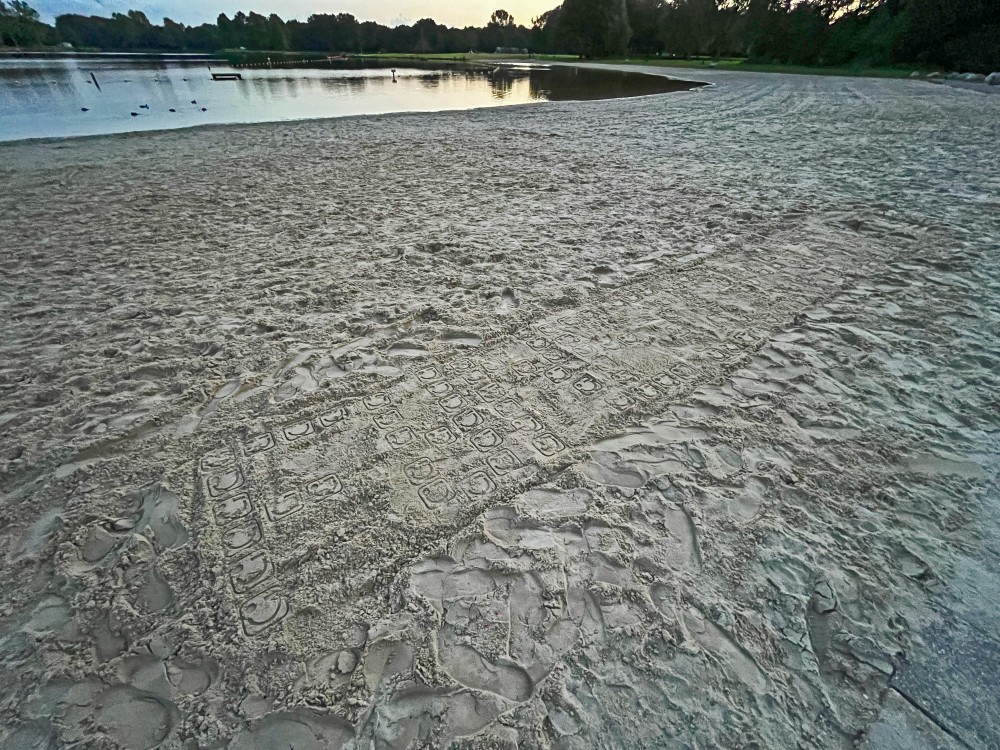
[1,66,998,749]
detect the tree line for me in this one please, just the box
[2,1,997,73]
[2,5,537,57]
[545,0,998,72]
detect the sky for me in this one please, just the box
[32,0,559,27]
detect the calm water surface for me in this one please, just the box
[0,56,703,142]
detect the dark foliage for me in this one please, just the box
[4,1,998,74]
[48,6,533,55]
[555,0,631,58]
[0,0,56,46]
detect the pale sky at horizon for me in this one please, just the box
[34,0,560,28]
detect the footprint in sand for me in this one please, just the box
[682,607,769,694]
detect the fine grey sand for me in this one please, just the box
[1,66,998,749]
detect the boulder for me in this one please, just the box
[960,72,986,83]
[986,72,1000,86]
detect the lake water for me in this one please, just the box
[0,55,703,142]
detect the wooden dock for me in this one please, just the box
[211,72,242,81]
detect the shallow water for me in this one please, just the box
[0,55,700,142]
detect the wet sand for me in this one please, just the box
[1,67,998,749]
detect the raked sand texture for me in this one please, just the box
[1,67,999,749]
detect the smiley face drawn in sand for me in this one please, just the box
[418,479,457,509]
[282,420,315,442]
[426,425,458,448]
[532,433,566,457]
[404,458,436,485]
[317,407,349,429]
[240,588,289,636]
[453,409,484,430]
[426,380,453,397]
[386,426,417,449]
[207,467,245,498]
[213,493,253,525]
[471,428,504,452]
[244,432,276,456]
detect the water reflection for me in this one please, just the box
[0,56,704,142]
[488,70,518,100]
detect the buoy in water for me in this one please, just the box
[130,112,138,116]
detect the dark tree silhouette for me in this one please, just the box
[557,0,631,58]
[1,0,54,46]
[5,0,997,73]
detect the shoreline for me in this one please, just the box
[0,62,711,148]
